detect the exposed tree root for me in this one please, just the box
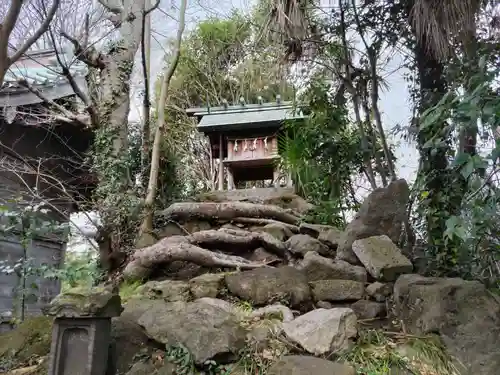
[205,228,288,257]
[229,217,300,233]
[159,202,300,225]
[123,235,269,281]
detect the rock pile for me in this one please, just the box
[118,181,500,374]
[3,182,500,375]
[119,181,404,371]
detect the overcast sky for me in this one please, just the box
[129,0,419,176]
[69,0,419,252]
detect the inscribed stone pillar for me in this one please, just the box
[43,286,123,375]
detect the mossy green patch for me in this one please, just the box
[0,317,52,372]
[119,280,145,303]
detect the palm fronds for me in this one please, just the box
[410,0,484,59]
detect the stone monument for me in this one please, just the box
[43,285,123,375]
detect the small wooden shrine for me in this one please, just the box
[187,97,306,190]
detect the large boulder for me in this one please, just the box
[318,228,343,249]
[299,223,336,238]
[135,280,191,302]
[286,234,331,257]
[336,179,409,264]
[283,308,357,355]
[310,280,365,302]
[121,297,159,322]
[394,274,500,375]
[112,313,162,374]
[352,235,412,281]
[268,356,355,375]
[137,298,246,365]
[224,267,311,307]
[350,300,386,319]
[125,360,176,375]
[297,251,367,283]
[366,281,392,302]
[189,273,225,299]
[115,296,179,373]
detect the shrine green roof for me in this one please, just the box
[190,102,306,133]
[0,49,88,107]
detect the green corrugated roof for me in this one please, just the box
[197,106,306,133]
[1,50,87,90]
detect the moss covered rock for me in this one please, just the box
[0,317,52,372]
[43,285,123,318]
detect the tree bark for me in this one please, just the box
[123,235,269,281]
[137,0,187,243]
[189,227,288,256]
[159,201,301,225]
[229,217,300,233]
[98,0,146,180]
[360,84,388,187]
[62,0,160,266]
[140,0,152,185]
[410,12,465,272]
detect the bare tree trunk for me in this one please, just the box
[360,84,388,186]
[140,0,152,185]
[352,95,378,189]
[0,0,61,87]
[137,0,188,243]
[351,0,397,182]
[366,112,389,187]
[338,0,377,190]
[59,0,161,265]
[100,0,147,177]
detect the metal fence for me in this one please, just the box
[0,234,64,332]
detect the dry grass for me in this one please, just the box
[338,329,460,375]
[261,0,311,43]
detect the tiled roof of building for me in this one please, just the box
[1,49,88,92]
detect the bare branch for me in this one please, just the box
[0,0,23,85]
[1,1,23,40]
[61,31,104,69]
[17,78,90,127]
[144,0,161,15]
[48,26,99,127]
[97,0,123,15]
[138,0,188,241]
[0,147,98,251]
[9,0,61,63]
[82,13,90,48]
